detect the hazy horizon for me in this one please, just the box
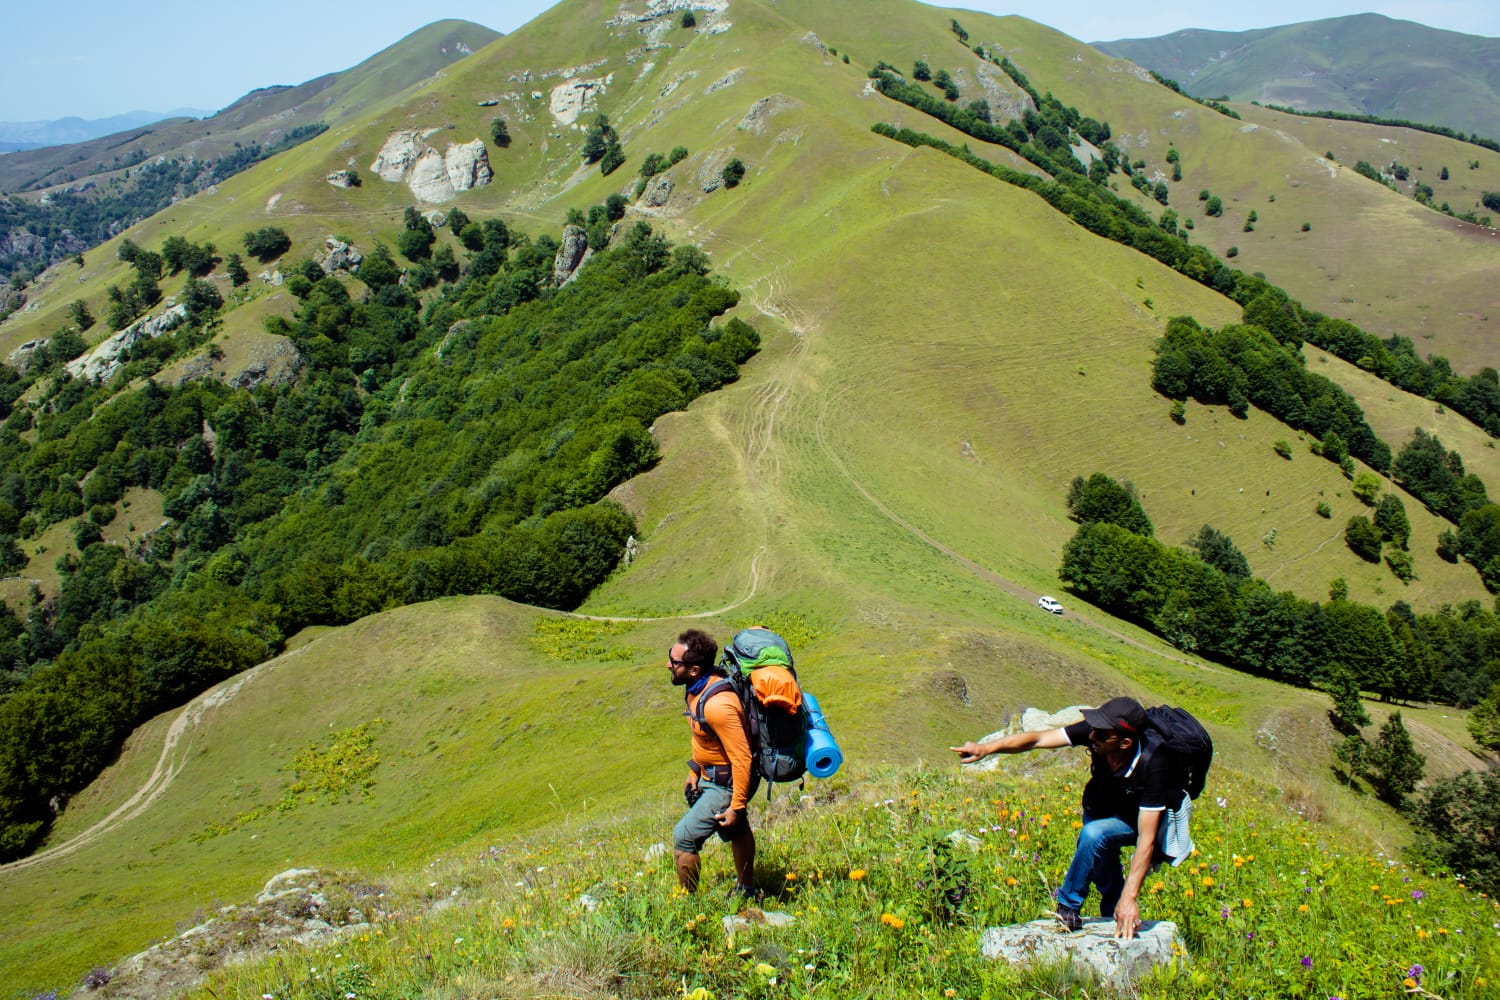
[3,1,1497,122]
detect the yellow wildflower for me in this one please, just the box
[849,869,867,881]
[1242,898,1253,909]
[881,913,905,930]
[1006,877,1019,886]
[1184,888,1195,897]
[1418,929,1429,939]
[1297,904,1309,913]
[1202,877,1215,887]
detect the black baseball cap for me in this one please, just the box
[1080,696,1146,735]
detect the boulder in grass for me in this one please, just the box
[979,917,1183,989]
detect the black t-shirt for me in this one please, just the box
[1063,720,1185,818]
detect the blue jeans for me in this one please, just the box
[1056,809,1166,916]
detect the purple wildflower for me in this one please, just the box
[1407,964,1423,982]
[1301,956,1314,970]
[1411,889,1427,901]
[1220,906,1230,919]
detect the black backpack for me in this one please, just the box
[1141,705,1213,800]
[691,628,810,795]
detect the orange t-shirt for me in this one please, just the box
[686,682,754,812]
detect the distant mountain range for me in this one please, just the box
[1095,12,1500,139]
[0,110,214,153]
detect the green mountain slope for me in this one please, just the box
[0,20,500,196]
[1,0,1497,992]
[1094,13,1500,140]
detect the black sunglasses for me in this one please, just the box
[668,649,690,667]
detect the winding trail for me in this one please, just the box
[2,232,1211,874]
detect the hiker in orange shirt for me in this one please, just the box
[669,628,757,896]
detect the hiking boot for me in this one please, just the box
[1052,906,1083,932]
[727,882,760,901]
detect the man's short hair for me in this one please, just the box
[677,628,718,669]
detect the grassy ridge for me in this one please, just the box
[188,759,1500,999]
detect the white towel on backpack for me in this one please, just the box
[1163,795,1194,865]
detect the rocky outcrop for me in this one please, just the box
[325,169,359,188]
[549,76,612,126]
[444,140,493,192]
[370,131,492,203]
[706,68,744,94]
[66,304,188,383]
[961,706,1087,772]
[553,225,590,285]
[314,237,362,275]
[372,130,427,182]
[980,918,1183,989]
[6,337,48,373]
[607,0,729,27]
[643,175,674,207]
[739,96,787,134]
[0,283,26,319]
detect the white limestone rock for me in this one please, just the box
[980,918,1183,989]
[445,139,493,192]
[372,130,425,182]
[550,75,612,126]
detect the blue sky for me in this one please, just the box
[3,1,1497,122]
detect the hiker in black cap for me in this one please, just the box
[950,696,1180,940]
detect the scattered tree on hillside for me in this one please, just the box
[1482,191,1500,213]
[1065,472,1153,536]
[681,9,695,28]
[1328,666,1371,735]
[1344,516,1382,562]
[1459,503,1500,591]
[1187,524,1250,580]
[722,159,746,188]
[1468,682,1500,751]
[243,226,291,263]
[1411,769,1500,892]
[1205,195,1223,216]
[226,253,249,287]
[913,60,931,81]
[1352,471,1382,505]
[67,300,93,331]
[490,118,511,148]
[1367,712,1424,807]
[1373,494,1410,549]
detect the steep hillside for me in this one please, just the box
[1,0,1497,992]
[0,20,499,286]
[1028,21,1500,378]
[1094,13,1500,141]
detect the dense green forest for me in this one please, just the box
[1059,473,1500,707]
[0,212,755,859]
[0,124,327,289]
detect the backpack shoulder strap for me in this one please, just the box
[689,678,739,737]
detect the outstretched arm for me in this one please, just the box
[1113,808,1163,941]
[950,727,1071,763]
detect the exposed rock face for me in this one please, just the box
[408,148,456,203]
[370,131,493,203]
[0,284,27,318]
[6,337,48,373]
[706,68,744,94]
[549,75,612,126]
[315,237,363,275]
[553,224,590,285]
[66,304,189,383]
[607,0,729,27]
[980,918,1183,989]
[739,96,787,134]
[444,139,493,192]
[325,169,359,188]
[643,175,674,207]
[372,130,426,182]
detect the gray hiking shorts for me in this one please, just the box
[672,783,750,852]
